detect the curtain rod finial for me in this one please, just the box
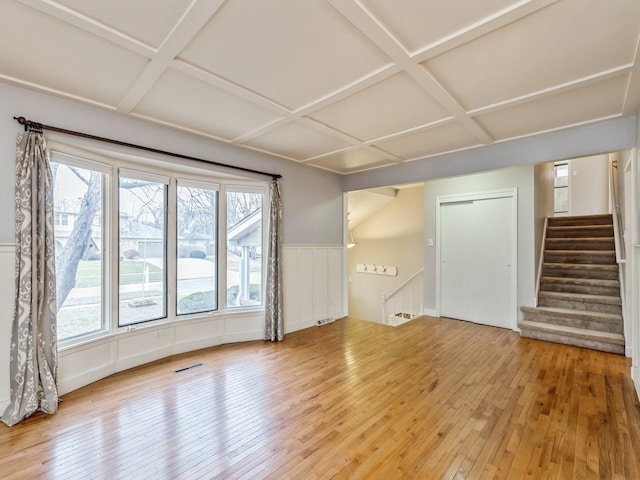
[14,116,26,125]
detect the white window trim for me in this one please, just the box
[49,141,268,349]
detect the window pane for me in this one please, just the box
[119,177,167,325]
[177,183,217,315]
[554,163,569,187]
[52,162,104,341]
[227,191,262,307]
[554,186,569,213]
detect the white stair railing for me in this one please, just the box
[609,159,626,325]
[381,268,424,326]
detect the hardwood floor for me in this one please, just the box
[1,316,640,479]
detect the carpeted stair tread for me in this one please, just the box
[544,237,614,250]
[544,250,616,265]
[521,305,622,321]
[519,320,624,342]
[539,275,620,295]
[546,225,614,238]
[538,291,621,305]
[519,320,625,354]
[547,214,613,226]
[542,262,618,271]
[540,276,619,287]
[544,249,615,255]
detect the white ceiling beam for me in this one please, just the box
[412,0,558,62]
[117,0,227,112]
[328,0,494,145]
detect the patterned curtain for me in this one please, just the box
[1,129,59,426]
[265,179,284,341]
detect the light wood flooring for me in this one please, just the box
[1,316,640,479]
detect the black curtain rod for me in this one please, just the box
[13,116,282,180]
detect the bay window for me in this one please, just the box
[50,145,265,346]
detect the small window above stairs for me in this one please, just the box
[520,214,624,354]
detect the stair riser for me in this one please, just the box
[520,328,625,354]
[544,252,616,265]
[537,297,621,315]
[548,215,613,227]
[521,311,623,334]
[541,266,618,280]
[545,239,614,251]
[546,227,613,238]
[539,282,620,296]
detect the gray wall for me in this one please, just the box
[0,82,344,245]
[423,165,536,319]
[342,116,637,192]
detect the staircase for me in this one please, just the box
[519,214,625,354]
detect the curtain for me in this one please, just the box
[1,128,59,426]
[265,179,284,341]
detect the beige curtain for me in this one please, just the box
[265,179,284,341]
[1,129,59,426]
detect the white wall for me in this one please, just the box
[423,165,536,321]
[348,186,424,323]
[0,83,346,410]
[567,154,609,216]
[534,162,555,283]
[633,112,640,399]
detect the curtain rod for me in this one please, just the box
[13,116,282,180]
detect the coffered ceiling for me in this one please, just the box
[1,0,639,174]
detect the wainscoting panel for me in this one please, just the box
[3,244,345,400]
[0,244,14,412]
[283,245,346,332]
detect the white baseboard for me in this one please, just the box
[424,308,437,317]
[626,346,632,358]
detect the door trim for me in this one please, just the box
[435,188,518,330]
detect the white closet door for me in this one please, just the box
[472,196,514,329]
[439,194,515,330]
[440,201,473,321]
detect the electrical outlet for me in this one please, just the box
[155,329,165,337]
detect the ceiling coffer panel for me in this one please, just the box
[309,73,450,141]
[133,69,282,141]
[0,0,638,175]
[360,0,518,54]
[424,0,640,111]
[54,0,194,48]
[241,121,352,160]
[0,1,148,106]
[375,122,481,160]
[178,0,391,110]
[474,74,630,141]
[306,147,396,173]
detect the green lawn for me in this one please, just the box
[75,260,163,287]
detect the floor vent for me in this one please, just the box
[173,362,204,374]
[316,317,335,326]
